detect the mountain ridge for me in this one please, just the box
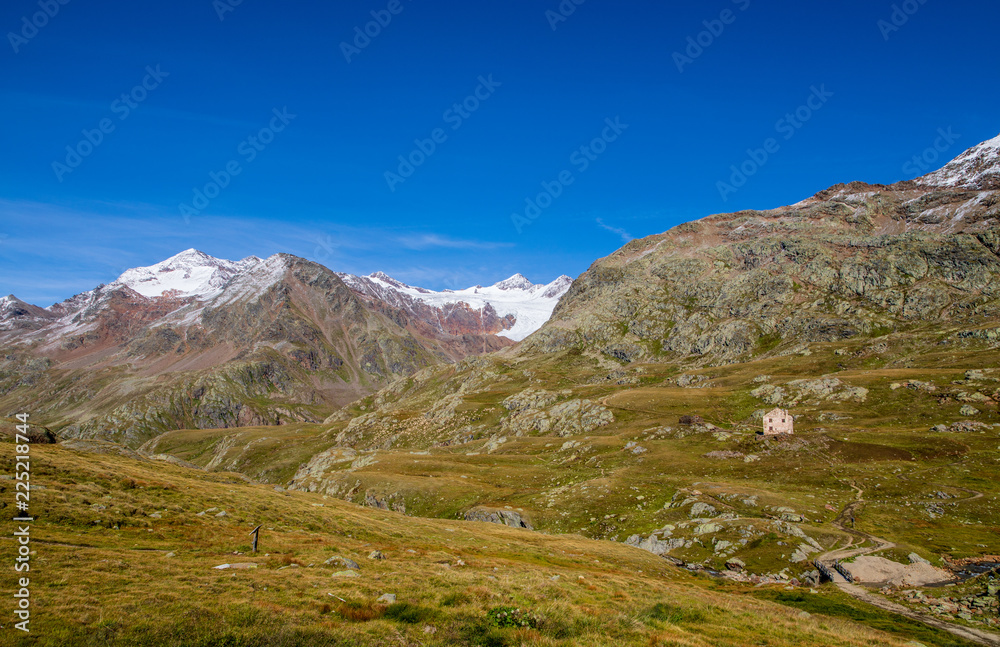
[0,252,574,445]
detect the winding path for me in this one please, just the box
[816,484,1000,646]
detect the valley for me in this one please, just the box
[2,133,1000,644]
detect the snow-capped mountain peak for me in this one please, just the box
[113,249,263,299]
[3,250,572,348]
[338,271,573,341]
[0,295,56,332]
[494,273,534,291]
[919,132,1000,190]
[368,271,417,291]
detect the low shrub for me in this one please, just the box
[384,602,434,624]
[487,606,540,630]
[337,600,386,622]
[645,602,706,625]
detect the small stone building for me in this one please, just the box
[762,407,794,435]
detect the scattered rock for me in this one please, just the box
[625,533,687,556]
[751,384,787,405]
[325,556,360,570]
[624,441,648,455]
[213,563,257,570]
[500,389,614,437]
[677,374,710,388]
[932,421,990,433]
[694,523,722,535]
[960,405,981,416]
[726,558,746,571]
[464,508,533,530]
[368,550,385,561]
[689,502,717,519]
[790,544,819,563]
[704,450,745,460]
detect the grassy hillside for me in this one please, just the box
[0,437,977,646]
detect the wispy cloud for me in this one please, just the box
[396,233,514,251]
[595,218,633,243]
[0,200,527,304]
[3,91,261,129]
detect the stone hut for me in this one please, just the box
[762,407,793,435]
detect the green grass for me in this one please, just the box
[749,588,976,647]
[0,439,968,647]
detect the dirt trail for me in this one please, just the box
[816,484,1000,646]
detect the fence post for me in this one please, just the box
[249,525,262,553]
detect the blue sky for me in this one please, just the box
[1,0,998,306]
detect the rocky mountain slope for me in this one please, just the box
[0,251,568,445]
[520,144,1000,367]
[254,134,1000,593]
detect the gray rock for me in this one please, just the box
[689,502,717,518]
[694,523,722,535]
[960,405,981,416]
[368,550,385,561]
[464,508,533,530]
[377,593,396,604]
[325,556,360,570]
[625,533,686,556]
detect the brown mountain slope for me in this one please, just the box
[0,256,444,445]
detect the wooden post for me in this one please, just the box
[249,525,262,553]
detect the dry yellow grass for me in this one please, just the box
[0,441,971,646]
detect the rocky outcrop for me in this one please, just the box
[0,418,57,443]
[500,389,614,437]
[464,507,533,530]
[751,377,869,407]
